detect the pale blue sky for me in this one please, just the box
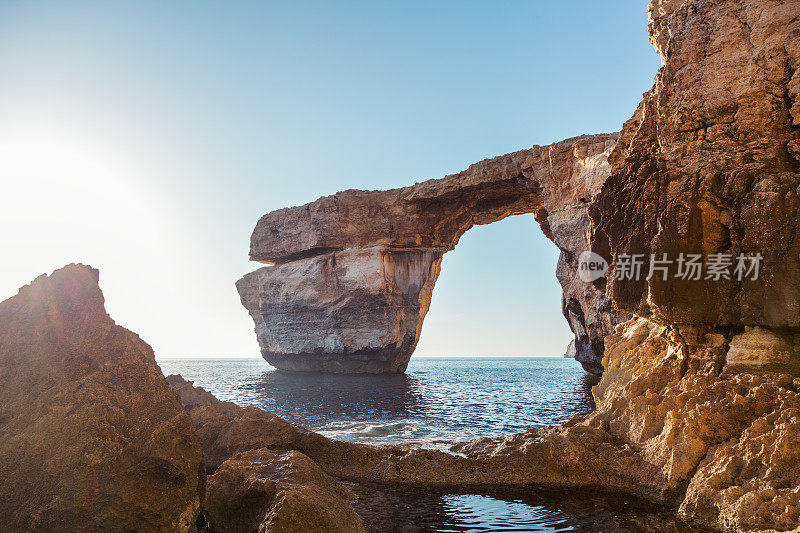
[0,1,658,358]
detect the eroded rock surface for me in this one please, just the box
[590,0,800,330]
[0,265,204,532]
[238,134,626,373]
[204,448,365,533]
[167,374,303,472]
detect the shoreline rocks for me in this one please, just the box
[167,335,800,533]
[3,265,792,532]
[204,448,365,533]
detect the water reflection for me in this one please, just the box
[350,484,708,533]
[238,371,427,430]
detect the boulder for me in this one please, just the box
[0,264,204,532]
[204,448,365,533]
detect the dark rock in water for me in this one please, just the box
[204,448,365,533]
[0,264,204,532]
[237,134,627,374]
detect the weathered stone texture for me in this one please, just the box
[590,0,800,329]
[204,448,365,533]
[0,265,204,532]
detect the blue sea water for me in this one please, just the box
[158,357,702,532]
[157,357,597,444]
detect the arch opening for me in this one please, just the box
[414,215,572,358]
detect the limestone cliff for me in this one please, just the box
[590,0,800,329]
[238,134,626,373]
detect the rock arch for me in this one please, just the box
[236,133,626,373]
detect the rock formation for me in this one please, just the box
[563,338,576,358]
[590,0,800,330]
[167,374,306,472]
[170,318,800,532]
[204,449,365,533]
[2,0,795,530]
[238,134,627,374]
[0,265,204,532]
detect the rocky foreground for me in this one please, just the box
[1,263,798,531]
[166,319,800,532]
[0,265,204,531]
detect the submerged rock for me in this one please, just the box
[238,134,626,374]
[204,448,365,533]
[0,264,204,532]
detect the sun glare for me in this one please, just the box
[0,133,168,299]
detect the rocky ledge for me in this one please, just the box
[165,317,800,532]
[237,134,626,374]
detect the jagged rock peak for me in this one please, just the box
[0,264,204,532]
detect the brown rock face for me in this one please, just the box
[0,265,205,532]
[590,0,800,329]
[167,374,304,472]
[238,134,627,373]
[204,448,365,533]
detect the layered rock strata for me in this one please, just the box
[0,265,205,532]
[238,134,626,373]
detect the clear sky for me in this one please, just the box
[0,1,658,359]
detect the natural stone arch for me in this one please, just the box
[236,133,627,373]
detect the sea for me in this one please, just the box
[158,357,704,532]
